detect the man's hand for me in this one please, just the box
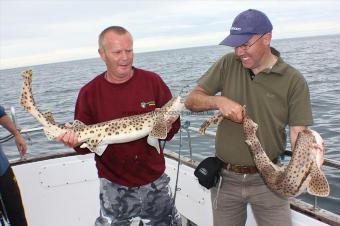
[14,133,27,156]
[217,96,244,123]
[185,85,244,123]
[56,123,79,148]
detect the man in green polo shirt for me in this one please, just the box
[185,9,313,226]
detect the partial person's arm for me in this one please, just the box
[289,126,307,151]
[0,115,27,156]
[57,88,90,154]
[185,85,244,123]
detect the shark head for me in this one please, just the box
[309,129,325,166]
[160,96,184,120]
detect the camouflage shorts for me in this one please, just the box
[94,174,182,226]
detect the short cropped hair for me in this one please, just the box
[98,26,130,49]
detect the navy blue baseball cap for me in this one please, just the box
[220,9,273,47]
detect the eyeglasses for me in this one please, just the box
[237,33,266,50]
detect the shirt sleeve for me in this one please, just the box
[197,56,226,95]
[288,74,313,126]
[0,105,6,118]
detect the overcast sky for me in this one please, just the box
[1,0,339,69]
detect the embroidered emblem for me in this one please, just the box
[140,101,156,108]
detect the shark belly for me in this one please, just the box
[102,127,152,144]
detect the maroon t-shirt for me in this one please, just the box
[73,67,180,187]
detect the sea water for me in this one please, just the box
[1,34,339,215]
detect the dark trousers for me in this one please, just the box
[0,167,27,226]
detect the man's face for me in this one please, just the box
[99,32,134,78]
[234,33,269,70]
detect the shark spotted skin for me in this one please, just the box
[199,110,330,197]
[198,112,223,134]
[20,69,184,156]
[243,115,329,197]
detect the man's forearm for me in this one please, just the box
[185,92,221,112]
[185,85,222,112]
[0,115,20,136]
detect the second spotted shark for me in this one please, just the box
[20,69,184,156]
[199,110,330,198]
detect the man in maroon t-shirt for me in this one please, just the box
[58,26,182,226]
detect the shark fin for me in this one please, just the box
[72,120,87,129]
[42,111,56,124]
[96,144,108,156]
[147,136,160,153]
[150,115,167,139]
[80,137,107,156]
[307,162,330,197]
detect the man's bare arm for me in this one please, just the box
[185,85,244,123]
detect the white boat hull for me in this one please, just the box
[12,152,330,226]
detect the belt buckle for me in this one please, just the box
[237,165,246,173]
[224,162,256,174]
[236,165,254,174]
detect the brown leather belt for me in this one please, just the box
[223,158,278,174]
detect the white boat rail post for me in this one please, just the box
[181,121,192,159]
[314,197,318,211]
[10,107,19,130]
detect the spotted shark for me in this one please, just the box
[199,110,330,197]
[20,69,184,156]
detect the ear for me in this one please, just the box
[263,33,272,46]
[98,48,106,62]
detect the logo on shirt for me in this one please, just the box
[140,100,156,108]
[266,93,275,99]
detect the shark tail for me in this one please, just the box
[21,69,65,140]
[199,113,223,134]
[307,162,330,197]
[20,69,50,126]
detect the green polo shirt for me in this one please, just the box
[198,48,313,166]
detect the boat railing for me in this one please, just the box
[2,120,340,179]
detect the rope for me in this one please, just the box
[168,126,182,226]
[172,127,182,202]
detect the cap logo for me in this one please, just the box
[230,27,241,31]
